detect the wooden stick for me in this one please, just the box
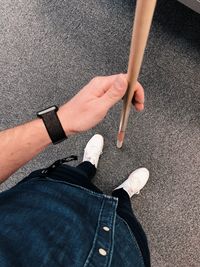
[117,0,157,148]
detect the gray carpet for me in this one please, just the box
[0,0,199,266]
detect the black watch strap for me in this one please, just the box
[37,106,67,145]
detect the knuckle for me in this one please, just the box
[118,73,124,78]
[92,76,103,84]
[119,74,128,88]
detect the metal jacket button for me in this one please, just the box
[99,248,107,256]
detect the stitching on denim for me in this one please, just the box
[107,200,118,267]
[84,199,118,267]
[83,199,105,267]
[45,177,106,199]
[21,176,118,202]
[117,216,145,266]
[100,200,117,267]
[17,177,122,266]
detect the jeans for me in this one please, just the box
[30,160,150,267]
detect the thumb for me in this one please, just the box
[101,74,128,109]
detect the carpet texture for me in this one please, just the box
[0,0,199,266]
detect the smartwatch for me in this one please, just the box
[37,105,67,144]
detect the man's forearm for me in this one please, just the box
[0,74,143,184]
[0,119,52,183]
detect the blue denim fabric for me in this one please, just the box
[0,177,145,267]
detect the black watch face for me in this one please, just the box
[37,106,58,116]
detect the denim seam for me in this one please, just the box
[45,177,104,198]
[102,199,118,267]
[21,176,118,202]
[117,216,145,266]
[107,200,117,267]
[83,199,105,267]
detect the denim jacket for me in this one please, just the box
[0,177,145,267]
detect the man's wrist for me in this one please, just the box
[37,105,68,144]
[34,119,52,146]
[57,106,75,136]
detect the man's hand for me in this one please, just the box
[0,73,145,183]
[58,74,145,134]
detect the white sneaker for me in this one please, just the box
[82,134,104,168]
[115,168,149,198]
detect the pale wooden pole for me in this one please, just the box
[117,0,157,148]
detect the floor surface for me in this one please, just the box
[0,0,199,266]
